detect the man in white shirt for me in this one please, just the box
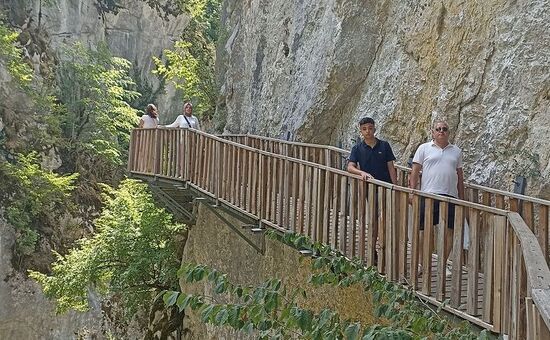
[165,102,200,129]
[409,121,464,273]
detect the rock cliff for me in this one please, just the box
[1,0,188,120]
[0,1,188,338]
[217,0,550,197]
[0,220,104,339]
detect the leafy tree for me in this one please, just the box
[154,0,220,121]
[56,42,140,189]
[0,18,33,87]
[30,179,186,317]
[0,153,78,261]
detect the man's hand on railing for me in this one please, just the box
[360,171,374,181]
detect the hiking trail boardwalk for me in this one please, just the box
[129,128,550,339]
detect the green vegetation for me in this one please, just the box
[57,42,139,184]
[0,19,33,87]
[0,153,78,260]
[163,231,492,339]
[30,179,185,316]
[154,0,221,120]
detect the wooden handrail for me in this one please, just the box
[507,212,550,339]
[129,128,550,339]
[221,134,550,263]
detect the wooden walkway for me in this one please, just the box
[129,128,550,339]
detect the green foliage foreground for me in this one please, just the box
[30,179,185,316]
[164,231,493,340]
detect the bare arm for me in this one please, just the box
[409,163,422,190]
[138,118,144,128]
[457,168,465,200]
[165,116,181,128]
[347,161,372,180]
[387,161,397,184]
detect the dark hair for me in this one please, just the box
[146,104,158,118]
[359,117,375,126]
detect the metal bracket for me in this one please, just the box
[196,198,264,254]
[149,186,195,223]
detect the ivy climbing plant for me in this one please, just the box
[163,231,494,339]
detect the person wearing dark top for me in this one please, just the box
[347,117,397,184]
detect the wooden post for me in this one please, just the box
[450,206,464,308]
[482,214,495,323]
[316,169,326,243]
[367,184,376,268]
[410,194,420,289]
[350,178,358,257]
[422,197,434,295]
[322,170,332,244]
[358,181,366,263]
[491,215,506,332]
[339,176,348,255]
[538,205,549,261]
[466,208,480,315]
[436,201,448,301]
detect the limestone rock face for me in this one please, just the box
[0,220,103,339]
[1,0,188,120]
[217,0,550,196]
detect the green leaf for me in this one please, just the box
[200,305,215,322]
[214,308,229,325]
[163,291,179,307]
[177,293,194,311]
[215,280,226,294]
[297,310,312,331]
[344,323,361,340]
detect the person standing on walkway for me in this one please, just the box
[347,117,397,266]
[347,117,397,184]
[409,120,464,272]
[165,102,200,129]
[138,104,159,128]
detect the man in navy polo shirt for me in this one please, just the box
[347,117,397,184]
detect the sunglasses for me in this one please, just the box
[434,127,448,132]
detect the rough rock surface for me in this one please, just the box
[180,205,377,339]
[217,0,550,197]
[1,0,188,121]
[0,220,104,339]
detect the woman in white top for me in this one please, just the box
[138,104,159,128]
[165,102,200,129]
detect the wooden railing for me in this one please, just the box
[129,128,550,339]
[222,134,550,264]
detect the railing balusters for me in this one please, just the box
[366,184,376,268]
[278,157,285,227]
[482,215,495,323]
[422,198,434,295]
[130,130,550,339]
[398,191,408,283]
[436,201,449,301]
[450,206,465,308]
[349,179,358,258]
[410,194,420,289]
[312,169,320,242]
[467,207,480,315]
[331,175,340,250]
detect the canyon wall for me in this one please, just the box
[217,0,550,197]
